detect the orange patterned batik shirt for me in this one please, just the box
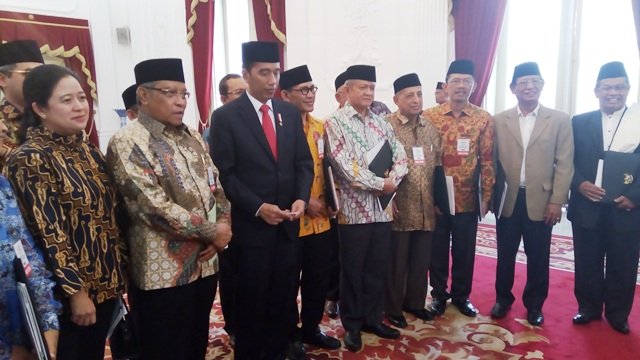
[422,102,495,214]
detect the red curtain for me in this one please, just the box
[633,0,640,55]
[0,11,100,146]
[453,0,508,106]
[186,0,215,133]
[251,0,287,70]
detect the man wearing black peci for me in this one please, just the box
[209,41,313,359]
[568,61,640,335]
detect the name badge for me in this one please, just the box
[317,138,325,159]
[13,241,32,278]
[457,138,470,156]
[412,146,425,165]
[207,166,217,192]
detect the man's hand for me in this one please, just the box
[212,221,232,252]
[578,181,606,202]
[306,197,326,218]
[287,200,306,221]
[198,244,217,261]
[258,203,289,225]
[614,195,636,212]
[381,178,397,195]
[434,206,443,216]
[544,202,563,226]
[69,290,96,326]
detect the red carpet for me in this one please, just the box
[105,224,640,359]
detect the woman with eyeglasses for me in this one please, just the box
[5,64,126,360]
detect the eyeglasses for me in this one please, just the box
[447,78,474,86]
[143,86,190,100]
[290,86,318,95]
[598,84,630,93]
[226,88,246,96]
[8,69,32,75]
[515,79,544,88]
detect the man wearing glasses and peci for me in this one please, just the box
[0,39,44,171]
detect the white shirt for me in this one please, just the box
[601,106,627,151]
[518,104,539,186]
[246,91,276,133]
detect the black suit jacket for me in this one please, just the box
[567,110,640,231]
[209,93,313,246]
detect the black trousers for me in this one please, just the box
[339,222,392,332]
[294,230,334,336]
[429,212,478,301]
[572,210,640,323]
[56,298,117,360]
[218,244,237,335]
[495,189,552,312]
[130,275,217,360]
[233,233,299,360]
[385,231,432,316]
[326,219,340,301]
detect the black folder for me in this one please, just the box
[322,157,339,212]
[433,165,449,215]
[601,150,640,203]
[368,140,394,209]
[13,256,51,360]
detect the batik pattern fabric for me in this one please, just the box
[0,99,21,172]
[386,111,442,231]
[370,100,392,117]
[299,114,331,237]
[5,126,125,304]
[422,102,495,213]
[107,111,229,291]
[0,176,61,359]
[325,103,408,225]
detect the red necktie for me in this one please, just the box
[260,104,277,159]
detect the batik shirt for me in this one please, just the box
[0,99,21,172]
[0,176,60,359]
[422,102,495,213]
[325,103,408,224]
[300,114,331,237]
[5,126,125,304]
[386,111,442,231]
[107,111,229,291]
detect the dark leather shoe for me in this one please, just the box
[343,330,362,352]
[404,308,434,321]
[325,300,339,319]
[609,320,630,334]
[430,298,448,316]
[572,312,601,325]
[490,303,511,319]
[452,299,478,317]
[362,323,400,339]
[386,314,408,328]
[302,329,341,350]
[285,340,307,360]
[528,311,544,326]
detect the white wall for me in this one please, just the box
[0,0,451,148]
[0,0,198,151]
[285,0,450,118]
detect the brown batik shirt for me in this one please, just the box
[386,111,442,231]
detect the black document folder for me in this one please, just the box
[601,150,640,203]
[322,157,339,212]
[13,256,51,360]
[367,140,394,210]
